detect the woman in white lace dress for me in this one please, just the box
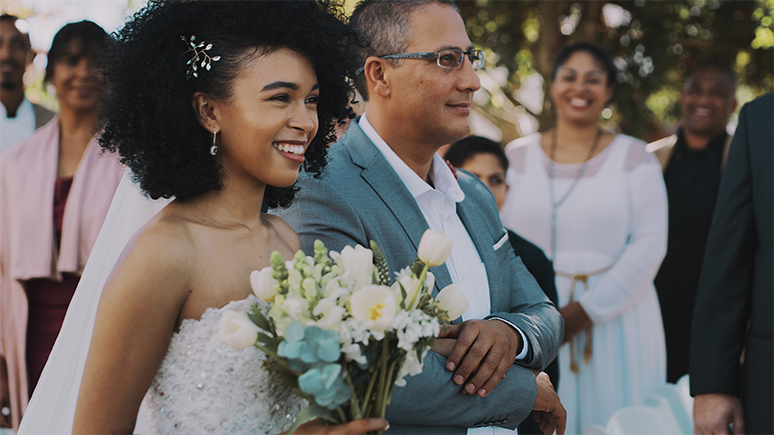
[19,1,387,434]
[500,42,667,433]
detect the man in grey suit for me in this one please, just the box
[274,1,565,433]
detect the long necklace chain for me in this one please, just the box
[548,127,602,259]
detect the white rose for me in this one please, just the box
[349,285,397,331]
[218,311,259,350]
[435,284,469,321]
[250,268,277,302]
[332,245,373,284]
[417,229,453,267]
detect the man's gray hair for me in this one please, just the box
[350,0,458,100]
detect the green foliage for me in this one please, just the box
[458,0,774,141]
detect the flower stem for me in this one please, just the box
[407,264,429,310]
[373,339,389,418]
[379,358,398,417]
[254,343,301,376]
[361,362,379,417]
[344,371,362,421]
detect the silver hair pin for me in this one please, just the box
[181,35,221,79]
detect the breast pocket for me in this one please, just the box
[493,230,513,268]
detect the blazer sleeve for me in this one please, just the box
[689,99,757,397]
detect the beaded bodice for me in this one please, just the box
[143,296,305,434]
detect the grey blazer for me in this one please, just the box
[274,120,563,434]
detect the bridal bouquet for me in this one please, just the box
[218,229,469,433]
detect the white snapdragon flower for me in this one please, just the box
[313,298,347,330]
[395,350,424,387]
[302,277,318,300]
[341,342,367,365]
[218,311,259,350]
[331,245,374,285]
[282,295,310,321]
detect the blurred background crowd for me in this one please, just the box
[0,0,772,434]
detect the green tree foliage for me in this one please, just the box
[458,0,774,142]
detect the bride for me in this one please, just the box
[18,1,387,434]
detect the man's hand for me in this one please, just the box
[532,371,566,435]
[439,319,522,397]
[693,393,744,435]
[559,302,591,343]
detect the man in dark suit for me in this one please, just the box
[275,1,565,433]
[690,93,773,434]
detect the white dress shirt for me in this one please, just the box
[360,114,524,435]
[1,97,36,152]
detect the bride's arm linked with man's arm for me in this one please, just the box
[274,139,565,434]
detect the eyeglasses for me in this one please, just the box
[379,48,485,70]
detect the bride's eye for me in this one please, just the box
[269,94,290,103]
[305,95,319,105]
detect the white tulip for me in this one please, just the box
[435,284,469,321]
[218,311,259,350]
[332,244,374,284]
[417,229,453,267]
[391,272,420,308]
[250,268,277,302]
[349,285,397,331]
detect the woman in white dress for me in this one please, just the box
[18,1,387,434]
[500,42,667,433]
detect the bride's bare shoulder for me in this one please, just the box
[262,213,301,252]
[102,209,199,303]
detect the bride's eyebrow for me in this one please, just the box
[262,81,298,91]
[261,82,320,91]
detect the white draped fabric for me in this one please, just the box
[19,170,170,434]
[500,133,668,434]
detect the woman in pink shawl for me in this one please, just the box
[0,21,123,430]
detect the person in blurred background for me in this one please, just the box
[0,14,54,151]
[647,62,737,384]
[445,135,560,435]
[0,20,123,430]
[500,42,667,433]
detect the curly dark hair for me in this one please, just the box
[98,0,361,206]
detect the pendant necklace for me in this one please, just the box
[547,127,602,259]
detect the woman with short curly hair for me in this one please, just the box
[19,1,387,434]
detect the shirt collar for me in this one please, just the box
[1,96,31,119]
[359,112,465,203]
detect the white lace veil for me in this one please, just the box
[18,169,170,434]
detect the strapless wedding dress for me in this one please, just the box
[142,296,306,434]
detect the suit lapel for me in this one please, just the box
[340,121,453,294]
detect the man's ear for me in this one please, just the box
[363,57,391,98]
[192,92,219,133]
